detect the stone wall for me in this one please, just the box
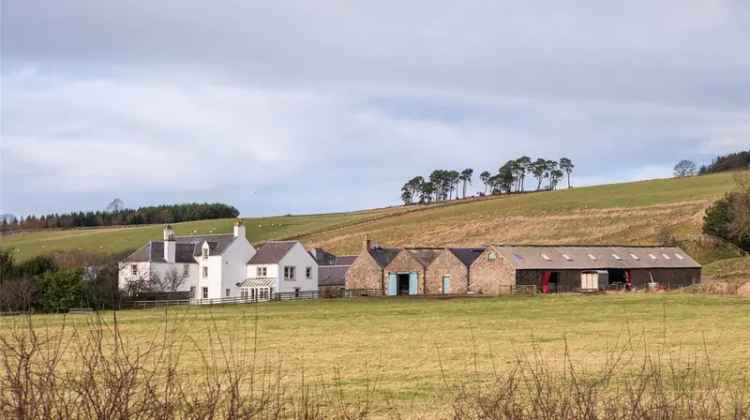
[344,250,383,291]
[468,246,515,295]
[425,250,469,294]
[384,250,427,294]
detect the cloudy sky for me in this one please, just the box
[3,1,749,217]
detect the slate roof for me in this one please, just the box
[319,265,350,286]
[368,247,400,268]
[248,241,297,265]
[309,248,337,265]
[122,234,238,264]
[493,246,701,270]
[406,248,443,267]
[334,256,357,266]
[449,248,486,267]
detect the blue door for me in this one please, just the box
[442,276,450,294]
[408,272,418,295]
[388,273,397,296]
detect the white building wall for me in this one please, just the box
[197,254,224,299]
[118,261,199,294]
[219,237,256,297]
[276,242,318,293]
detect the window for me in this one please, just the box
[587,254,597,261]
[202,266,208,278]
[226,289,230,297]
[241,289,248,298]
[488,252,497,261]
[202,247,209,258]
[306,267,312,279]
[612,254,621,260]
[648,253,657,260]
[562,254,573,261]
[256,266,267,277]
[190,286,196,298]
[202,287,208,299]
[541,253,551,261]
[183,264,190,276]
[630,253,640,260]
[284,266,296,281]
[674,253,685,260]
[131,264,138,275]
[294,287,301,298]
[662,253,671,260]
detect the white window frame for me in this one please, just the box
[202,287,208,299]
[183,264,190,276]
[131,264,138,275]
[305,266,312,279]
[202,247,209,258]
[284,266,296,281]
[202,266,208,278]
[256,266,267,277]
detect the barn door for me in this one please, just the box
[408,272,418,295]
[387,273,397,296]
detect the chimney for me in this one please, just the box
[233,220,246,238]
[163,225,176,263]
[363,235,372,251]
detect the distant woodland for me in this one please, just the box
[2,203,239,231]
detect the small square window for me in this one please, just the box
[256,266,267,277]
[284,266,296,281]
[488,252,497,261]
[306,267,312,279]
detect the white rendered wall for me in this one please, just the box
[276,242,318,293]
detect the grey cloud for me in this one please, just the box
[2,1,749,216]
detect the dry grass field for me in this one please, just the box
[1,172,741,265]
[4,293,750,417]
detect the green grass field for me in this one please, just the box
[0,172,740,263]
[4,293,749,416]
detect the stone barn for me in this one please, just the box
[493,246,702,292]
[345,239,701,296]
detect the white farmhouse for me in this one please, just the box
[241,241,318,299]
[119,222,256,299]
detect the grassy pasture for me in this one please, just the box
[0,172,739,263]
[5,293,750,416]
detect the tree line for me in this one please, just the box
[703,171,750,252]
[1,202,240,231]
[699,150,750,175]
[401,157,574,204]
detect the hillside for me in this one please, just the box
[0,172,742,263]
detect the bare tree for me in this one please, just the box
[674,160,697,177]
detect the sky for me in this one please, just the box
[2,1,749,218]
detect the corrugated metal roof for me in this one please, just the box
[493,246,701,270]
[248,241,296,265]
